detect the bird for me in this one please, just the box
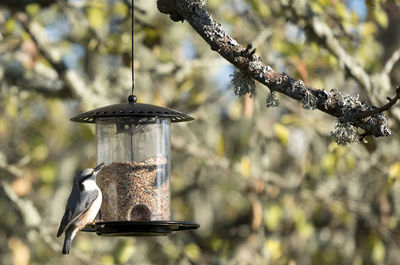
[57,162,105,255]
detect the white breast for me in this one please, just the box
[83,179,100,191]
[86,191,102,222]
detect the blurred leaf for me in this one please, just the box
[39,165,55,184]
[335,3,347,20]
[210,238,223,252]
[327,54,338,67]
[373,7,388,28]
[208,0,224,9]
[5,98,18,118]
[248,0,270,17]
[345,154,356,169]
[216,133,225,156]
[264,204,282,231]
[180,79,195,94]
[321,153,336,175]
[143,28,161,48]
[32,144,49,162]
[357,37,382,70]
[190,90,207,105]
[100,255,115,265]
[387,162,400,189]
[25,4,40,16]
[112,2,127,17]
[162,239,180,260]
[273,123,289,145]
[372,238,385,264]
[327,142,338,152]
[228,100,242,120]
[309,2,324,14]
[389,162,400,180]
[362,22,377,36]
[293,208,314,238]
[240,156,251,178]
[316,0,330,5]
[87,4,106,29]
[115,239,135,264]
[6,17,15,33]
[281,114,305,126]
[75,237,93,252]
[184,243,201,262]
[264,239,281,260]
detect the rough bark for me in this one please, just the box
[157,0,398,140]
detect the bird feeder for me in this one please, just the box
[71,96,199,236]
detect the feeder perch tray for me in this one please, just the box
[83,221,200,236]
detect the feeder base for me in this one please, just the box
[82,221,199,236]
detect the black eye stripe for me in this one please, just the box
[79,173,93,184]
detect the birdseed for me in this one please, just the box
[96,156,170,221]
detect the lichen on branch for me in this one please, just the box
[231,70,255,97]
[266,91,279,108]
[157,0,398,143]
[329,121,359,146]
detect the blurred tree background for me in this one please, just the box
[1,0,400,264]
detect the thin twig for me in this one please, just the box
[15,13,67,74]
[285,3,373,95]
[384,47,400,75]
[356,86,400,119]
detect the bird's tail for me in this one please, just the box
[62,229,73,255]
[62,238,71,254]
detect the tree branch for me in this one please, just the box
[384,47,400,75]
[15,12,112,107]
[14,13,73,96]
[1,181,42,228]
[157,0,397,139]
[356,86,400,119]
[283,2,373,96]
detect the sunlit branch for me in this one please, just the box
[156,0,398,139]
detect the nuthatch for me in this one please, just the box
[57,163,105,254]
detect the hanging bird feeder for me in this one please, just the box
[70,0,199,236]
[71,95,199,236]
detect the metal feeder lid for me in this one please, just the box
[70,101,194,123]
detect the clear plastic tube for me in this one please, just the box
[95,117,171,221]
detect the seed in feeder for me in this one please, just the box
[96,156,170,221]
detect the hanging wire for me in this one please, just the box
[129,0,137,102]
[131,0,135,95]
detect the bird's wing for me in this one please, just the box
[57,189,99,237]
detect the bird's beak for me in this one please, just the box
[93,162,105,175]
